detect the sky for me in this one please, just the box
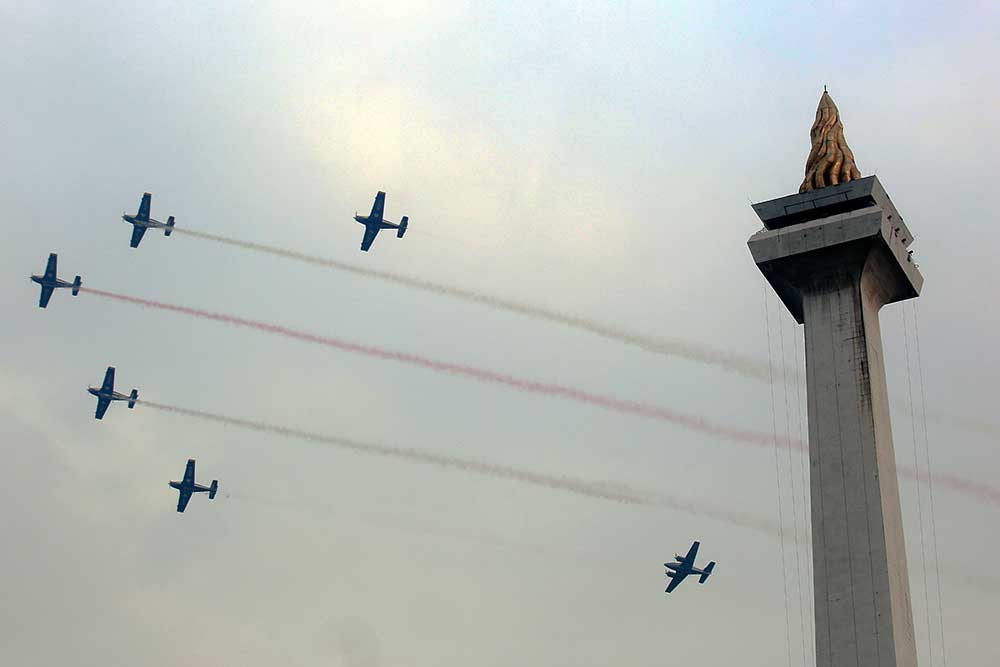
[2,1,998,665]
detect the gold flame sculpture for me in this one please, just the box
[799,89,862,193]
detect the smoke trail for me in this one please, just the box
[81,286,792,450]
[172,227,771,380]
[231,492,1000,596]
[142,399,648,505]
[898,466,1000,509]
[138,399,777,533]
[894,402,1000,439]
[229,492,628,570]
[77,287,1000,510]
[172,228,1000,439]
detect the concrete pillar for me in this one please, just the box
[748,177,923,667]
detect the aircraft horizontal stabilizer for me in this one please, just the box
[128,389,138,408]
[209,480,218,499]
[699,562,715,583]
[165,216,175,236]
[72,276,82,296]
[397,216,408,238]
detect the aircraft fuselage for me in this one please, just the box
[168,480,212,493]
[355,215,404,228]
[87,387,129,401]
[123,214,167,229]
[30,275,73,289]
[666,561,708,576]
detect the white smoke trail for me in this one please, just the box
[171,227,771,380]
[230,491,1000,595]
[139,399,778,534]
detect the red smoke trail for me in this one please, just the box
[898,466,1000,508]
[139,399,778,534]
[172,227,771,380]
[78,287,1000,510]
[172,228,1000,441]
[81,286,791,450]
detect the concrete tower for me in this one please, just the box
[747,91,923,667]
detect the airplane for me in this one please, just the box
[122,192,175,248]
[664,541,716,593]
[29,253,81,308]
[169,459,218,513]
[87,366,138,420]
[354,191,408,252]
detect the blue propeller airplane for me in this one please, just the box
[354,191,408,252]
[664,541,716,593]
[87,366,137,420]
[123,192,175,248]
[30,253,80,308]
[169,459,218,513]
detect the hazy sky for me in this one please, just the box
[2,1,998,665]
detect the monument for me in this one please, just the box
[748,90,923,666]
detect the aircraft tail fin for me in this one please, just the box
[209,480,218,500]
[128,389,138,408]
[699,562,715,583]
[72,276,82,296]
[165,216,175,236]
[397,216,408,238]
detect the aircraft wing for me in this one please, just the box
[38,285,54,308]
[360,225,379,252]
[101,367,115,392]
[130,224,148,248]
[95,397,111,420]
[137,193,151,221]
[44,253,57,281]
[665,572,687,593]
[368,191,385,224]
[183,459,196,486]
[683,541,700,565]
[176,489,192,513]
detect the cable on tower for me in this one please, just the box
[903,304,935,666]
[762,285,794,667]
[777,306,809,666]
[912,302,949,666]
[788,317,817,664]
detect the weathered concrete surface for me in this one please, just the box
[752,176,913,246]
[748,179,922,667]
